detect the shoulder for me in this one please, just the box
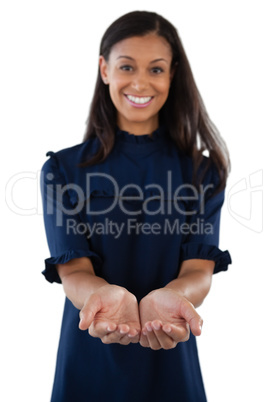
[41,137,99,176]
[178,150,222,193]
[199,155,221,187]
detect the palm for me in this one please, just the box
[80,285,141,344]
[140,288,188,328]
[92,286,140,329]
[139,288,201,350]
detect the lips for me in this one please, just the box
[124,94,154,108]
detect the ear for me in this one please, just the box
[99,55,109,85]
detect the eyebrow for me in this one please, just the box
[116,56,168,64]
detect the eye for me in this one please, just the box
[151,67,164,74]
[119,65,133,72]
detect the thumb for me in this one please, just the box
[180,299,203,336]
[79,293,101,331]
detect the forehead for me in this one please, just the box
[109,34,173,62]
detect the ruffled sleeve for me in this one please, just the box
[179,161,232,274]
[180,243,231,274]
[40,152,103,283]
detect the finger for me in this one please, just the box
[79,294,102,330]
[151,321,177,350]
[162,322,190,343]
[117,323,140,339]
[128,329,140,339]
[127,333,140,344]
[89,320,117,338]
[117,324,130,335]
[119,332,140,345]
[117,324,140,344]
[101,328,138,345]
[139,333,150,348]
[179,300,203,336]
[121,328,140,344]
[144,322,162,350]
[101,330,128,345]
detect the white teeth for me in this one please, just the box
[126,95,152,104]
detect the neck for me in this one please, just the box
[117,116,159,136]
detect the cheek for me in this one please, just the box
[155,78,171,95]
[109,79,128,102]
[111,73,128,89]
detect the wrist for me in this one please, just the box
[164,271,211,308]
[164,279,185,297]
[63,271,108,310]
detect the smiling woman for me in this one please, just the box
[99,34,174,134]
[40,10,232,402]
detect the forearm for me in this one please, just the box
[56,258,108,310]
[165,259,215,308]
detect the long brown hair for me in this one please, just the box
[81,11,230,191]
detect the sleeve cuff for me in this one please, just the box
[42,249,103,284]
[180,243,232,274]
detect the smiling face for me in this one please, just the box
[99,34,174,135]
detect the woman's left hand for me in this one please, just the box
[139,288,203,350]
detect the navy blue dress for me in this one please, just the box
[40,126,231,402]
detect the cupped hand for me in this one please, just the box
[139,288,203,350]
[79,284,141,345]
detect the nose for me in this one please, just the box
[131,71,149,92]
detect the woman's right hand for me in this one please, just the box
[79,284,141,345]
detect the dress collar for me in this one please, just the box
[115,125,168,144]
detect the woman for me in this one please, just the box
[41,10,232,402]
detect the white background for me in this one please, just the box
[1,1,267,401]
